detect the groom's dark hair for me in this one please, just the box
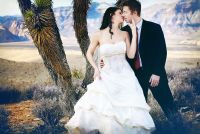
[121,0,141,16]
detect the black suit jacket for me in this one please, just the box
[121,20,167,77]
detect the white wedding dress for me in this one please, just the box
[65,41,155,134]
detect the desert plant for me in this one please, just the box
[150,67,200,134]
[20,86,36,101]
[32,98,66,134]
[72,68,84,79]
[0,87,22,104]
[32,85,62,101]
[34,0,52,8]
[0,106,11,134]
[168,67,200,110]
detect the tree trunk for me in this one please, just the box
[73,0,94,89]
[17,0,76,116]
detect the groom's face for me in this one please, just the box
[122,6,137,23]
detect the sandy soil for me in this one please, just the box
[0,37,200,90]
[5,100,42,132]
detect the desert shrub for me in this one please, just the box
[149,67,200,134]
[0,106,11,134]
[0,86,37,104]
[20,87,35,101]
[0,87,22,104]
[32,98,66,134]
[32,85,62,101]
[168,67,200,109]
[19,84,63,101]
[72,68,84,79]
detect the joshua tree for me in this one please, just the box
[73,0,94,88]
[17,0,76,116]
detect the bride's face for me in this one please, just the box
[111,9,124,24]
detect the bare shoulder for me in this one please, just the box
[93,30,101,38]
[121,30,128,35]
[91,30,101,41]
[121,31,129,38]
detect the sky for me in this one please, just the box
[0,0,178,16]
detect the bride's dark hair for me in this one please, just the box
[100,7,120,39]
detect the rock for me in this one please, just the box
[195,113,200,122]
[180,106,192,113]
[60,116,70,124]
[33,118,41,121]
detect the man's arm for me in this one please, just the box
[152,24,167,76]
[149,24,167,87]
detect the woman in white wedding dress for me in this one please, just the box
[65,7,155,134]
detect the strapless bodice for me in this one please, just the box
[99,41,130,72]
[99,40,126,58]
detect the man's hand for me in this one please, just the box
[149,74,160,87]
[99,59,105,68]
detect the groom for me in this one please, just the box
[101,0,183,126]
[120,0,178,119]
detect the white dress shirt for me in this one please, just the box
[136,18,143,67]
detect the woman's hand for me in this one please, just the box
[125,18,137,59]
[128,18,136,32]
[93,68,101,80]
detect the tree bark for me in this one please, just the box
[73,0,94,89]
[17,0,76,116]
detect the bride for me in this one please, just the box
[65,7,155,134]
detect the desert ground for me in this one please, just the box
[0,35,200,133]
[0,38,199,89]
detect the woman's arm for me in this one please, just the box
[124,28,137,59]
[86,32,101,79]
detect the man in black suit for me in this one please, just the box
[120,0,178,119]
[118,1,188,133]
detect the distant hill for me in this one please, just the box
[0,25,25,43]
[142,0,200,34]
[0,0,199,43]
[0,16,28,42]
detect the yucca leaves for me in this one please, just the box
[24,7,55,47]
[39,9,54,26]
[34,0,52,8]
[24,2,62,73]
[24,10,34,21]
[30,27,55,47]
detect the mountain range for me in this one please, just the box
[0,0,199,43]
